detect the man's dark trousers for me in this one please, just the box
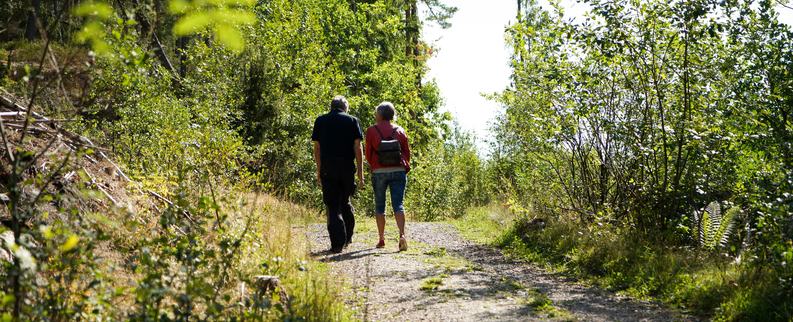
[321,162,356,250]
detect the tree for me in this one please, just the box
[24,0,41,40]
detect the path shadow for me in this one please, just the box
[444,241,698,322]
[309,249,333,257]
[402,223,697,322]
[312,247,381,263]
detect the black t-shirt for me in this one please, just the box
[312,109,364,172]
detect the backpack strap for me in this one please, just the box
[374,126,386,140]
[374,126,400,140]
[389,127,399,140]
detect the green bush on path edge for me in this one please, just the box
[452,206,793,322]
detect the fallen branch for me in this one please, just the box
[2,92,134,182]
[83,166,120,207]
[147,189,196,224]
[0,89,50,121]
[82,137,131,182]
[147,189,174,207]
[1,118,80,123]
[0,112,25,117]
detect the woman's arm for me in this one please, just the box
[401,130,411,172]
[364,128,374,165]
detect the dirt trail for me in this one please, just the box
[307,222,694,322]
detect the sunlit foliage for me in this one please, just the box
[493,0,792,319]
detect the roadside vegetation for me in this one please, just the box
[1,0,791,321]
[0,0,465,320]
[481,1,792,320]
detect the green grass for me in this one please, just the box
[1,40,80,63]
[424,247,448,257]
[453,205,793,322]
[519,288,552,309]
[501,277,526,291]
[121,192,356,320]
[236,194,356,321]
[450,205,514,245]
[422,247,473,271]
[518,288,576,321]
[420,274,448,292]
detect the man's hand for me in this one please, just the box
[313,141,322,187]
[354,138,364,187]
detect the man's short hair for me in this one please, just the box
[330,95,349,111]
[376,102,396,121]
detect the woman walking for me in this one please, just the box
[365,102,411,251]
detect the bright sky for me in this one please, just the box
[422,1,515,149]
[421,1,588,149]
[422,1,793,150]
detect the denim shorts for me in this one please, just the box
[372,171,407,215]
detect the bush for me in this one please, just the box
[405,128,491,221]
[493,210,792,321]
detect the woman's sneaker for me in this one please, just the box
[398,237,408,252]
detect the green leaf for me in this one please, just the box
[173,12,214,36]
[213,24,245,53]
[74,18,111,55]
[212,9,257,25]
[39,225,54,239]
[60,235,80,252]
[169,0,256,52]
[206,0,257,7]
[168,0,192,14]
[73,1,114,19]
[1,294,14,306]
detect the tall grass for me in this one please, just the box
[1,179,354,320]
[225,193,354,321]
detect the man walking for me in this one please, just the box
[312,96,365,253]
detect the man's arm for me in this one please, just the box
[313,141,322,186]
[364,128,373,164]
[311,117,322,185]
[355,139,364,186]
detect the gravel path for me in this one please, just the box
[307,222,694,322]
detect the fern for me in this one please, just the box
[692,202,738,250]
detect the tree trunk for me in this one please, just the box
[517,0,522,19]
[133,1,177,75]
[404,0,421,87]
[405,1,416,58]
[25,0,42,40]
[177,36,189,78]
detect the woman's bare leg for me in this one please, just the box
[376,215,386,241]
[395,212,405,237]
